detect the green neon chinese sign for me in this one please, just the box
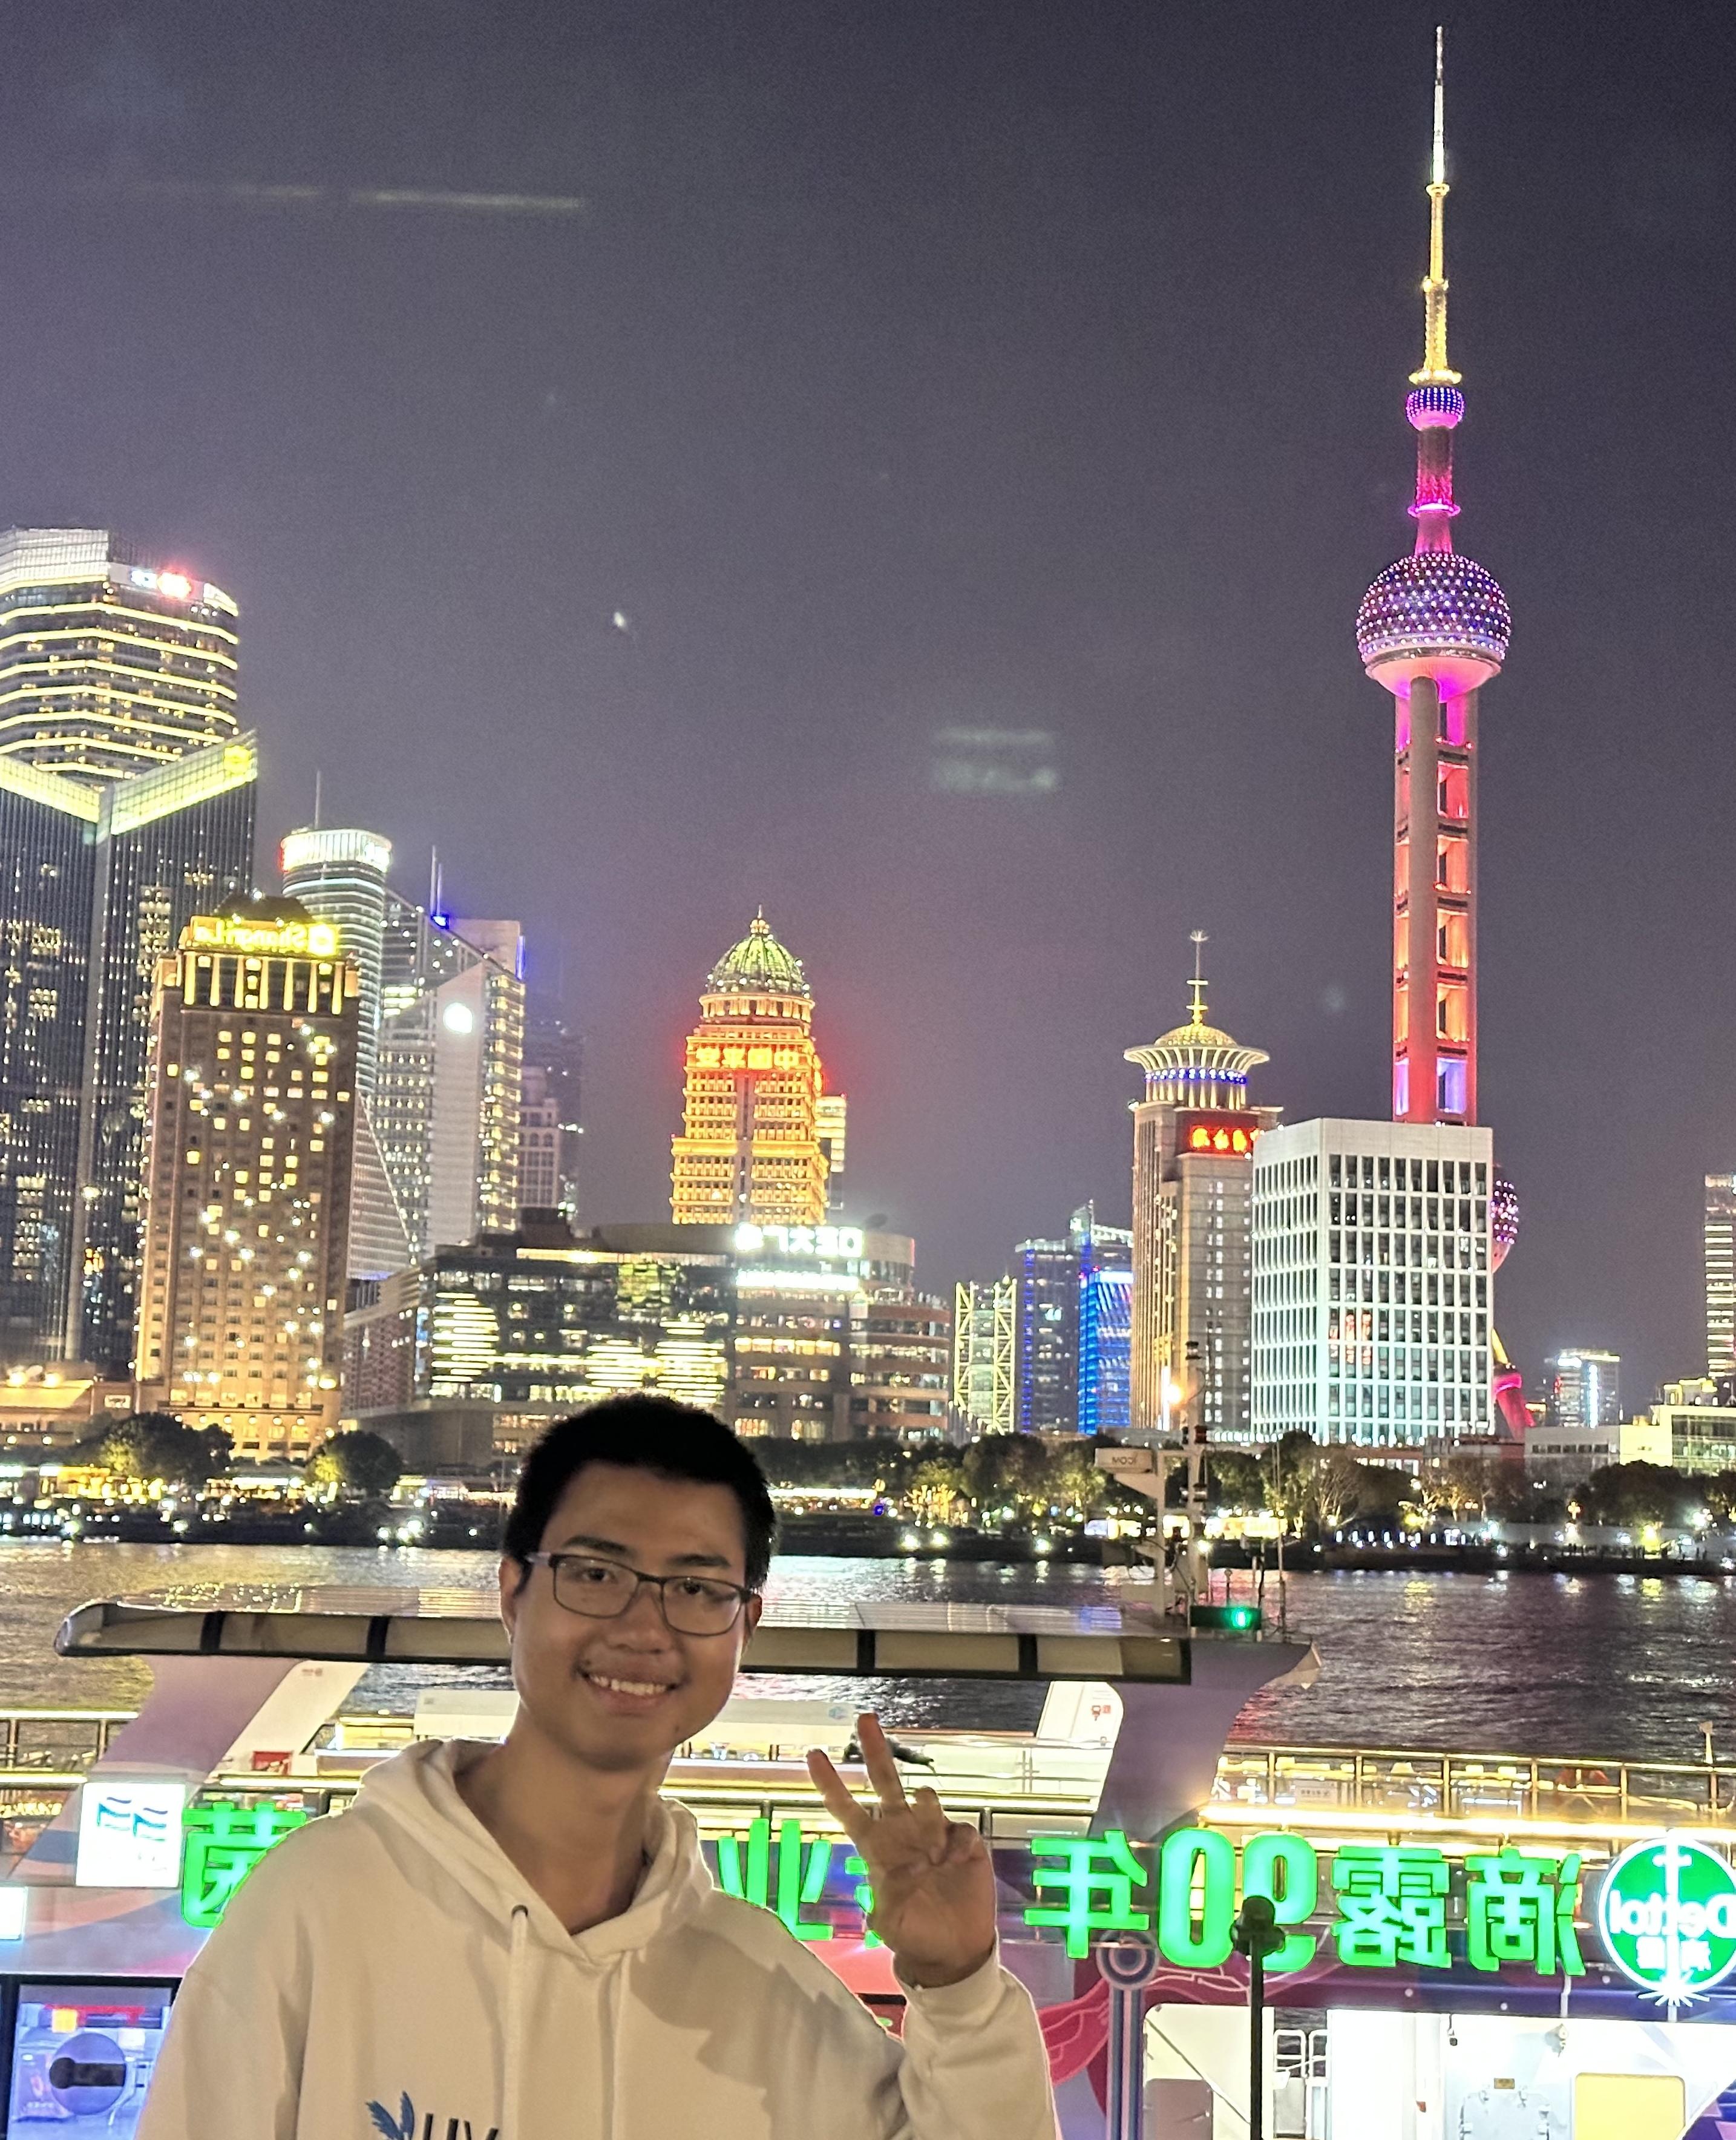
[714,1816,879,1945]
[180,1801,310,1929]
[1021,1830,1586,1979]
[172,1793,1605,1991]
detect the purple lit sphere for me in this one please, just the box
[1406,384,1464,430]
[1356,551,1512,674]
[1490,1173,1519,1271]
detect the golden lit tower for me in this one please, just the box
[670,912,833,1227]
[1355,30,1510,1128]
[133,899,358,1462]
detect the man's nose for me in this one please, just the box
[614,1579,677,1638]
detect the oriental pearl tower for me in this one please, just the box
[1355,31,1530,1434]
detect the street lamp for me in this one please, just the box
[1232,1893,1285,2140]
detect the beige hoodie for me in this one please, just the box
[137,1739,1058,2140]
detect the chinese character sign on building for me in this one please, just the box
[156,1793,1715,2008]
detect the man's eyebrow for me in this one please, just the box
[555,1532,735,1569]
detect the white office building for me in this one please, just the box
[1253,1118,1495,1446]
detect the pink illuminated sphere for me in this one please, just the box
[1490,1173,1519,1271]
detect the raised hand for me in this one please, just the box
[807,1712,998,1988]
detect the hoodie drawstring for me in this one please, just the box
[604,1960,625,2138]
[503,1904,529,2139]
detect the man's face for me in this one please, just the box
[501,1460,762,1774]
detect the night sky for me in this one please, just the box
[2,1,1733,1403]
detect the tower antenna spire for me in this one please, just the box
[1188,930,1208,1025]
[1412,25,1459,388]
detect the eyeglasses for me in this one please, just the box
[522,1552,753,1636]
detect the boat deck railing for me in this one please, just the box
[1210,1744,1735,1834]
[1,1708,1732,1845]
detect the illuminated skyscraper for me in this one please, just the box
[1075,1205,1133,1436]
[1706,1176,1736,1379]
[1252,1119,1494,1446]
[133,901,358,1461]
[954,1276,1015,1433]
[0,530,254,1368]
[1014,1233,1076,1433]
[1355,34,1509,1129]
[520,1001,583,1222]
[670,913,831,1227]
[279,828,392,1100]
[1124,943,1279,1444]
[373,899,525,1260]
[1545,1348,1621,1431]
[0,528,240,781]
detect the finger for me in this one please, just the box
[806,1747,872,1846]
[911,1785,951,1862]
[856,1712,909,1814]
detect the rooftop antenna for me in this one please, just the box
[1413,24,1459,387]
[312,767,322,829]
[1188,930,1209,1025]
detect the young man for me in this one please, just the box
[140,1396,1058,2138]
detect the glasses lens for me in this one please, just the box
[552,1557,637,1618]
[661,1577,744,1636]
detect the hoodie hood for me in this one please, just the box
[353,1737,710,1961]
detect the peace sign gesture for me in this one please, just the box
[807,1712,998,1988]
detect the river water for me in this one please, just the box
[2,1543,1734,1764]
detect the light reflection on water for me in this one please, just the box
[3,1543,1735,1763]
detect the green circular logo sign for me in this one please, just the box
[1598,1835,1736,2006]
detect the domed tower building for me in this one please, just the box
[1356,30,1509,1130]
[1124,939,1280,1444]
[670,912,835,1227]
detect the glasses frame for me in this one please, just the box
[520,1551,753,1636]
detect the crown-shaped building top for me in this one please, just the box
[1124,933,1269,1108]
[706,910,811,1000]
[1355,29,1511,697]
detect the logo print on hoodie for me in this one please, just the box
[367,2093,498,2140]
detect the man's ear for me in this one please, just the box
[498,1556,522,1639]
[743,1592,764,1635]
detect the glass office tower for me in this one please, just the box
[0,531,254,1369]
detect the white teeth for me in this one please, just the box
[588,1673,668,1697]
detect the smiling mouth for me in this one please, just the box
[583,1670,676,1698]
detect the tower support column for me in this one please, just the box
[1399,677,1440,1120]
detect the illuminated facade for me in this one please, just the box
[1708,1175,1736,1380]
[0,528,240,783]
[848,1290,951,1439]
[1076,1210,1134,1436]
[670,913,831,1227]
[727,1221,930,1440]
[1544,1348,1621,1431]
[132,902,358,1460]
[1124,951,1279,1444]
[0,531,252,1368]
[373,900,525,1259]
[1014,1233,1076,1433]
[1252,1119,1494,1446]
[279,829,391,1100]
[343,1218,739,1463]
[0,730,257,1369]
[1355,38,1508,1129]
[954,1276,1015,1434]
[519,1002,582,1223]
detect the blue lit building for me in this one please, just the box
[1075,1206,1133,1434]
[1014,1233,1075,1433]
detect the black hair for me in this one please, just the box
[502,1396,777,1590]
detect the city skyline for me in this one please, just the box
[0,6,1730,1397]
